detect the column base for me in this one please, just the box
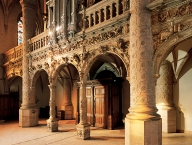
[125,117,162,145]
[19,107,38,127]
[76,123,90,139]
[64,105,73,120]
[47,119,58,132]
[158,107,176,133]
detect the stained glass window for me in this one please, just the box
[18,17,23,44]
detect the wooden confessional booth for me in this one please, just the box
[77,78,123,129]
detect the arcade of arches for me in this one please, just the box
[1,0,192,144]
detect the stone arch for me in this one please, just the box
[5,75,22,93]
[81,49,129,82]
[93,63,120,79]
[31,69,49,88]
[154,26,192,76]
[52,63,80,85]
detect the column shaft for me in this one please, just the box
[125,0,162,144]
[19,0,38,127]
[62,0,67,39]
[20,0,36,108]
[76,82,90,139]
[52,0,57,43]
[156,60,176,133]
[62,78,73,119]
[47,84,58,132]
[128,0,159,121]
[79,83,87,124]
[71,0,77,31]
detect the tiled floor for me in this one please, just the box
[0,119,192,145]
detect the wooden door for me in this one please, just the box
[111,85,120,128]
[94,86,106,128]
[86,87,94,125]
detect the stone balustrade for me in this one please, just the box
[4,44,23,62]
[29,29,49,52]
[4,30,49,63]
[78,0,129,30]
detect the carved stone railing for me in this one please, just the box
[77,0,129,32]
[29,29,49,52]
[3,44,23,79]
[3,29,50,79]
[4,44,23,63]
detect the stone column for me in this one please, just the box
[156,60,176,133]
[52,0,57,43]
[19,0,38,127]
[76,82,90,139]
[110,4,113,18]
[61,0,67,39]
[89,14,92,27]
[125,0,162,145]
[61,78,73,119]
[71,0,77,32]
[47,84,58,132]
[99,10,102,23]
[47,2,51,32]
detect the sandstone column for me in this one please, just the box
[61,0,67,39]
[61,78,73,119]
[47,3,52,33]
[76,81,90,139]
[156,60,176,133]
[47,0,57,43]
[19,0,38,127]
[71,0,77,32]
[125,0,162,144]
[47,84,58,132]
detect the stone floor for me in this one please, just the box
[0,119,192,145]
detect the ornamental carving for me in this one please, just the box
[153,19,192,55]
[70,25,124,51]
[158,2,192,23]
[73,54,80,64]
[44,62,49,70]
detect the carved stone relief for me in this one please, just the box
[157,1,192,23]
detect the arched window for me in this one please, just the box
[17,15,23,45]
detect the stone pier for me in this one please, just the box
[125,0,162,144]
[156,60,176,133]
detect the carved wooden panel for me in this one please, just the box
[94,86,106,128]
[86,87,93,125]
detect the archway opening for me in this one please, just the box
[156,37,192,133]
[82,52,130,129]
[54,64,79,122]
[34,70,50,120]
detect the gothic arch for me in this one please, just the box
[154,26,192,76]
[93,63,120,79]
[81,48,129,81]
[51,63,80,85]
[5,75,22,93]
[31,69,49,88]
